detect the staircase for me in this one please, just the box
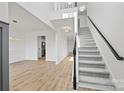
[77,27,115,90]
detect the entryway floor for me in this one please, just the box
[9,56,95,91]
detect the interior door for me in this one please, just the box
[42,42,46,57]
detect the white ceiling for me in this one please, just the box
[9,2,53,32]
[9,2,75,40]
[51,18,74,40]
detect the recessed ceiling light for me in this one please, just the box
[12,20,18,23]
[68,2,72,5]
[62,26,71,32]
[65,29,70,32]
[79,6,86,12]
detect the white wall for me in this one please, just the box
[0,2,8,23]
[87,2,124,90]
[9,2,70,64]
[56,30,68,64]
[9,2,57,63]
[79,15,88,28]
[9,29,57,63]
[87,2,124,58]
[25,30,56,62]
[9,30,26,63]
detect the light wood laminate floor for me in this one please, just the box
[10,56,95,91]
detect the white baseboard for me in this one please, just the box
[112,78,124,90]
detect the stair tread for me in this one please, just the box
[79,45,97,48]
[79,55,102,58]
[79,40,95,42]
[79,36,93,38]
[79,27,89,29]
[79,60,105,64]
[79,35,92,36]
[80,40,95,43]
[81,44,96,46]
[79,38,94,41]
[79,75,113,85]
[78,82,115,91]
[79,46,97,48]
[79,36,92,38]
[79,67,109,73]
[79,34,93,38]
[79,31,90,32]
[80,42,96,44]
[79,50,99,52]
[80,44,96,47]
[80,44,96,46]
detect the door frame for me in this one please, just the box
[0,21,9,91]
[37,36,46,60]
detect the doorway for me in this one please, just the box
[37,36,46,60]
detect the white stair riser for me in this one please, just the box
[79,34,92,36]
[79,47,97,50]
[79,82,115,91]
[79,51,100,55]
[79,61,104,64]
[80,39,94,41]
[79,57,102,61]
[79,40,95,43]
[79,71,110,78]
[79,63,105,68]
[79,75,114,88]
[79,36,93,38]
[80,43,96,45]
[79,37,94,41]
[80,44,96,47]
